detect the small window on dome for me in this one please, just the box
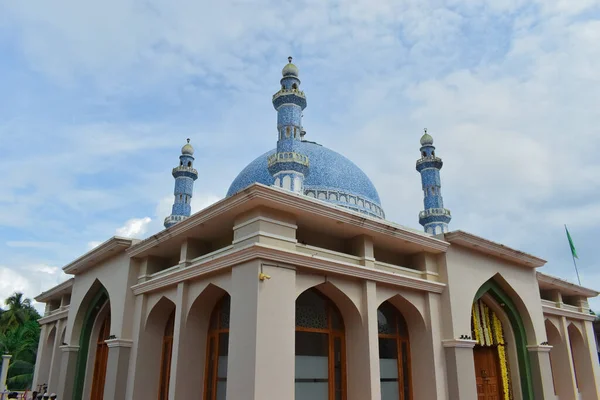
[188,161,192,167]
[422,151,426,157]
[432,151,435,157]
[292,83,297,90]
[180,161,183,166]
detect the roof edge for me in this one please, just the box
[444,230,546,268]
[35,278,75,303]
[537,272,599,297]
[63,236,138,274]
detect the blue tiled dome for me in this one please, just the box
[227,141,385,218]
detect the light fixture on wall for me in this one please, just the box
[259,272,271,281]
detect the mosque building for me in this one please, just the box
[32,59,600,400]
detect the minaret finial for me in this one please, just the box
[424,128,427,134]
[416,130,451,235]
[288,56,293,63]
[187,138,190,143]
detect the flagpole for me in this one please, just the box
[571,250,582,286]
[565,224,582,286]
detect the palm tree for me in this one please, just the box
[1,293,39,333]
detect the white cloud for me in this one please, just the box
[87,241,103,250]
[115,217,152,238]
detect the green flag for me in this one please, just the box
[565,225,578,259]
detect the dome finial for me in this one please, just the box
[420,128,434,146]
[181,138,194,155]
[187,138,190,144]
[282,57,299,77]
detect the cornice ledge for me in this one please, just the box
[38,309,69,325]
[127,192,255,257]
[442,339,477,349]
[444,230,546,268]
[60,345,80,352]
[542,305,596,321]
[63,236,134,274]
[252,187,449,252]
[105,338,133,348]
[526,345,553,353]
[132,243,446,295]
[537,272,599,297]
[35,278,75,302]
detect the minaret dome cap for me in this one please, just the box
[181,138,194,155]
[420,129,434,146]
[282,56,299,77]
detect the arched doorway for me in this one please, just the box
[158,310,175,400]
[474,279,533,400]
[471,300,509,400]
[295,288,346,400]
[378,301,411,400]
[203,294,230,400]
[72,287,110,400]
[90,311,111,400]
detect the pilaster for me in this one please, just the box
[227,260,296,400]
[56,345,79,400]
[103,339,133,400]
[443,339,478,400]
[48,319,66,392]
[32,324,49,390]
[526,345,555,400]
[169,282,189,399]
[551,316,578,400]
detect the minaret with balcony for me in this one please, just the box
[164,139,198,228]
[416,129,451,234]
[267,57,310,193]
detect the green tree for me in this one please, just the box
[0,293,42,390]
[1,292,39,332]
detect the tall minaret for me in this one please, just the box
[164,139,198,228]
[267,57,309,193]
[416,129,451,234]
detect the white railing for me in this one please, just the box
[419,208,451,219]
[267,152,309,167]
[272,88,306,100]
[172,166,198,175]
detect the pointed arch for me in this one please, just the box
[544,319,561,396]
[170,282,230,399]
[73,282,110,400]
[134,296,176,400]
[378,291,430,400]
[474,278,533,400]
[295,287,346,400]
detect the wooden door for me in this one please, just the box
[474,346,502,400]
[90,315,111,400]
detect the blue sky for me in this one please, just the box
[1,0,599,311]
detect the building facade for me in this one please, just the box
[32,60,600,400]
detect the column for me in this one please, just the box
[227,260,296,400]
[124,294,147,400]
[31,324,49,390]
[551,317,578,400]
[527,345,555,400]
[103,339,133,400]
[0,355,12,394]
[421,293,448,399]
[443,339,478,400]
[169,282,190,399]
[346,280,379,400]
[577,320,600,399]
[56,345,79,400]
[48,320,65,392]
